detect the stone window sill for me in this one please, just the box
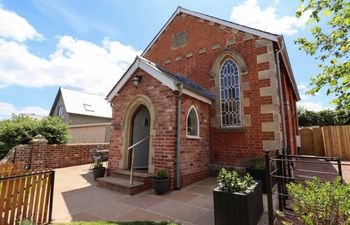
[186,135,201,140]
[215,127,246,133]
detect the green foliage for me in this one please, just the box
[250,156,265,170]
[0,115,70,150]
[296,0,350,109]
[298,107,350,126]
[155,169,168,179]
[93,159,103,169]
[280,177,350,224]
[18,219,34,225]
[38,116,70,144]
[53,221,178,225]
[217,168,256,193]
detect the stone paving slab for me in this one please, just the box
[53,164,268,225]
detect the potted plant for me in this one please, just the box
[92,159,106,180]
[152,169,169,195]
[213,168,263,225]
[246,156,276,194]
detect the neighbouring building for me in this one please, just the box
[50,87,112,143]
[105,7,300,190]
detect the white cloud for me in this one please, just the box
[297,101,327,111]
[0,102,49,120]
[230,0,309,36]
[0,7,42,42]
[0,36,140,94]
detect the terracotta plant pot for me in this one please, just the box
[152,177,169,195]
[93,167,106,180]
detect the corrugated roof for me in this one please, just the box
[60,88,112,118]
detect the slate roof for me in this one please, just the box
[155,65,215,100]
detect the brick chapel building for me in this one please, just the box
[106,7,300,190]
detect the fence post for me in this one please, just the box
[337,158,343,181]
[265,150,274,225]
[48,170,55,223]
[276,149,283,211]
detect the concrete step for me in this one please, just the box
[96,176,147,195]
[110,169,153,189]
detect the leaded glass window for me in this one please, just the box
[220,59,241,127]
[186,106,199,137]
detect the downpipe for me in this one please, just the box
[275,44,287,155]
[175,82,183,189]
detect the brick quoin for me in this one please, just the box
[108,10,299,188]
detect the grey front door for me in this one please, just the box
[131,106,150,169]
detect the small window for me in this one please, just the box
[57,105,63,117]
[186,106,199,138]
[83,104,94,112]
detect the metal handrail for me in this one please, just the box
[128,135,150,185]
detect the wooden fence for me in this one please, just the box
[300,125,350,160]
[0,163,55,225]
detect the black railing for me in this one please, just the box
[264,149,349,225]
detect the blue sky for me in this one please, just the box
[0,0,333,120]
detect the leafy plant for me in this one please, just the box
[298,107,350,126]
[0,115,70,150]
[154,169,168,179]
[93,160,104,169]
[279,177,350,224]
[18,219,34,225]
[250,156,265,170]
[217,168,256,193]
[295,0,350,109]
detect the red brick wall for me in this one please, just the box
[281,66,298,155]
[144,13,282,167]
[109,68,212,188]
[109,69,178,188]
[180,95,210,186]
[3,143,108,169]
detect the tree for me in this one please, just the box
[296,0,350,109]
[0,115,70,150]
[298,107,350,126]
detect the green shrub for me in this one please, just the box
[0,115,70,150]
[155,169,168,179]
[39,116,69,144]
[279,177,350,225]
[217,168,255,193]
[93,160,103,169]
[250,156,265,170]
[18,219,34,225]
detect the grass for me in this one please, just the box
[53,221,178,225]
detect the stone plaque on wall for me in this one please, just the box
[171,31,187,48]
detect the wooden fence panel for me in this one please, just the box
[323,125,350,161]
[300,127,325,156]
[0,164,54,225]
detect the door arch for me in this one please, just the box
[120,95,155,173]
[131,105,150,169]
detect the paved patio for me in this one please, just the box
[53,164,269,225]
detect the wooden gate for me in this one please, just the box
[0,163,55,225]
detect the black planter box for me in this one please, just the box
[246,168,277,194]
[213,182,263,225]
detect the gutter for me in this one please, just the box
[175,82,183,189]
[275,44,288,154]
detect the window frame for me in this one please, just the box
[57,105,63,117]
[186,106,200,139]
[219,58,242,128]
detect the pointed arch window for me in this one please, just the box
[186,106,199,138]
[220,59,241,127]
